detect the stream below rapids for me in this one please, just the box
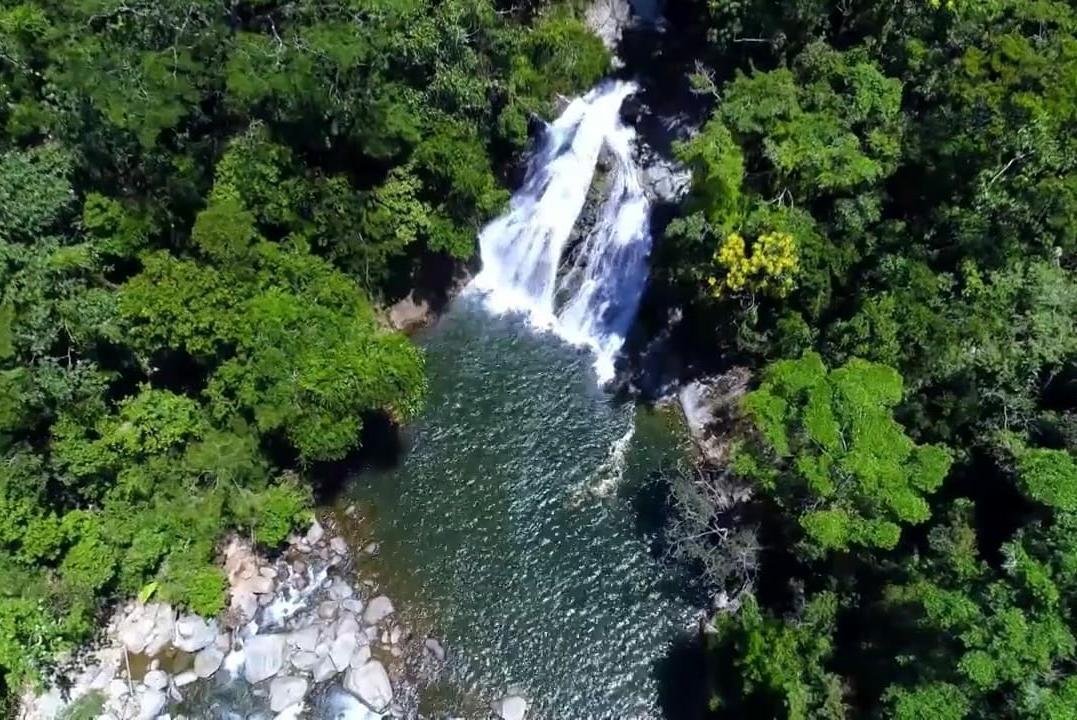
[339,297,696,720]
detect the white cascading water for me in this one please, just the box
[471,80,651,382]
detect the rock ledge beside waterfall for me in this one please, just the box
[20,515,462,720]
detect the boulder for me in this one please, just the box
[328,578,353,600]
[305,521,325,545]
[361,596,394,626]
[136,689,168,720]
[329,537,348,556]
[173,671,198,688]
[193,647,224,678]
[492,694,529,720]
[269,676,308,713]
[344,660,393,713]
[312,656,337,683]
[243,634,287,684]
[290,651,318,671]
[341,598,364,615]
[173,614,217,652]
[349,645,371,668]
[288,625,319,653]
[143,669,169,691]
[330,633,359,672]
[118,603,174,656]
[317,601,339,621]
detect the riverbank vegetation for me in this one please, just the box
[0,0,606,705]
[654,1,1076,717]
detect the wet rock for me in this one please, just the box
[329,537,349,556]
[244,634,287,684]
[341,598,364,615]
[349,645,371,668]
[194,647,224,678]
[424,637,446,662]
[174,671,198,688]
[344,660,393,713]
[328,579,353,600]
[269,676,308,713]
[312,656,337,683]
[330,633,359,671]
[291,651,318,671]
[362,542,379,555]
[317,601,339,621]
[118,603,174,656]
[306,521,325,545]
[388,292,432,332]
[361,596,394,626]
[289,625,319,653]
[137,689,167,720]
[388,626,403,645]
[336,613,360,640]
[492,694,529,720]
[174,614,217,652]
[143,669,169,691]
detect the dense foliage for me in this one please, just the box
[0,0,605,703]
[656,1,1076,717]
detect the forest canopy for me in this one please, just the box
[0,0,607,702]
[655,0,1076,718]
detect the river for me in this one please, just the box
[341,296,695,719]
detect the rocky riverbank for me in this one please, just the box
[19,512,502,720]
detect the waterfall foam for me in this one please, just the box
[471,80,652,382]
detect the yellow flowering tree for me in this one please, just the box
[709,231,799,298]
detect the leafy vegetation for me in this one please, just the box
[0,0,604,702]
[657,0,1077,717]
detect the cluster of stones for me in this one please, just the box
[22,517,441,719]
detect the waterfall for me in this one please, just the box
[471,81,652,382]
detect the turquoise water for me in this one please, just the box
[343,295,694,719]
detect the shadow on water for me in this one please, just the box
[310,410,405,505]
[654,629,713,720]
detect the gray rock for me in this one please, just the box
[243,634,287,684]
[341,598,364,615]
[388,626,403,645]
[290,650,318,671]
[311,656,337,683]
[343,660,393,713]
[362,542,379,555]
[289,625,319,653]
[118,603,175,657]
[269,676,308,713]
[361,596,394,626]
[143,669,169,691]
[137,689,168,720]
[173,614,217,652]
[336,613,360,640]
[194,647,224,678]
[329,537,348,556]
[317,601,339,621]
[330,633,358,671]
[424,637,446,662]
[173,671,198,688]
[492,694,529,720]
[306,520,325,545]
[328,578,353,600]
[349,645,371,668]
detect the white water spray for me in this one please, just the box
[471,81,652,382]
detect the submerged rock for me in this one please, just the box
[492,693,529,720]
[344,660,393,713]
